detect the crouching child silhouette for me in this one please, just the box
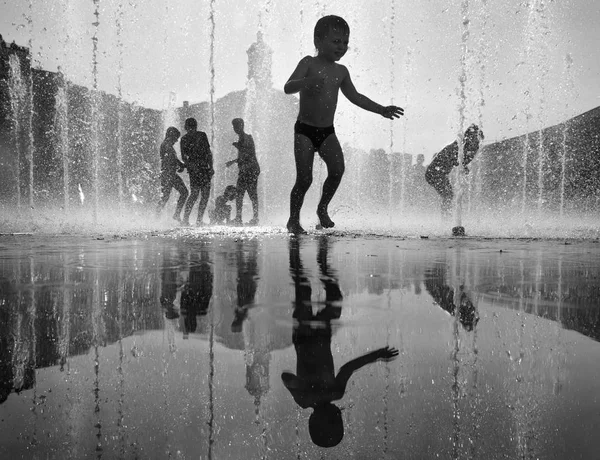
[208,185,237,225]
[282,236,399,447]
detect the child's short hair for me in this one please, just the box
[165,126,180,139]
[314,15,349,42]
[224,185,237,200]
[184,117,198,130]
[232,118,244,128]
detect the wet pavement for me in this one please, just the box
[1,230,600,459]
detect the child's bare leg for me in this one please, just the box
[196,183,211,225]
[288,135,315,234]
[183,185,200,224]
[235,178,245,223]
[247,178,259,223]
[317,135,345,228]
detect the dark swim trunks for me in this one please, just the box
[294,121,335,151]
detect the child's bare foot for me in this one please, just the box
[286,219,307,235]
[317,209,335,228]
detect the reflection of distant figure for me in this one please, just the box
[425,124,483,215]
[231,239,260,333]
[282,236,398,447]
[160,263,180,321]
[208,185,237,225]
[424,264,479,331]
[226,118,260,226]
[180,249,213,337]
[156,127,188,222]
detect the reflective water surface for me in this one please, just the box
[1,232,600,459]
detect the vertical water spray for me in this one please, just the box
[559,53,575,217]
[115,1,125,208]
[208,0,217,206]
[521,131,531,214]
[91,0,100,223]
[469,0,489,215]
[534,1,551,215]
[8,55,26,210]
[55,71,70,211]
[26,0,35,210]
[519,0,551,216]
[387,3,398,224]
[401,46,412,216]
[454,0,471,230]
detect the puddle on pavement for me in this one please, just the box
[1,233,599,459]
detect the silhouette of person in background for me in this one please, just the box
[180,248,213,337]
[424,263,479,331]
[282,236,399,447]
[425,124,484,215]
[230,239,260,333]
[208,185,237,225]
[226,118,261,226]
[181,117,214,226]
[156,127,188,222]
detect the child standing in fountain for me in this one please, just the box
[226,118,260,225]
[156,127,188,222]
[284,15,404,234]
[181,118,214,226]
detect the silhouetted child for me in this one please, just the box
[181,118,214,226]
[284,15,404,234]
[226,118,261,226]
[425,124,484,215]
[208,185,237,225]
[156,127,188,222]
[282,236,399,447]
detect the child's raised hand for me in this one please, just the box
[381,105,404,120]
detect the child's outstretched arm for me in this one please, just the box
[285,56,324,95]
[335,346,399,390]
[340,69,404,119]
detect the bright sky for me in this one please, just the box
[2,0,599,160]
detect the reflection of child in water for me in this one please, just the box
[208,185,237,225]
[424,264,479,331]
[282,237,399,447]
